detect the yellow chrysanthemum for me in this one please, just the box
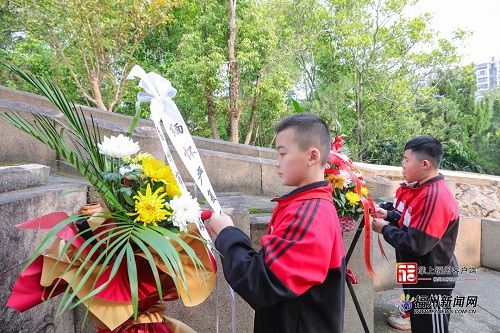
[128,184,171,226]
[326,174,346,189]
[345,191,361,206]
[133,153,182,197]
[361,187,369,195]
[137,154,169,181]
[163,169,182,198]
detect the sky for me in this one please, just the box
[405,0,500,64]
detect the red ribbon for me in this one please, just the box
[331,154,376,279]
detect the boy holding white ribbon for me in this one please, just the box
[210,113,346,333]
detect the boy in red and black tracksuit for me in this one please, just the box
[210,113,345,333]
[373,135,459,333]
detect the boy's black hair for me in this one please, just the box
[275,113,331,165]
[405,135,443,168]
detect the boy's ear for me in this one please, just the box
[422,159,431,170]
[308,147,321,166]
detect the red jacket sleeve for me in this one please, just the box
[262,198,343,295]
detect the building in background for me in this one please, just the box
[474,56,500,100]
[416,71,438,88]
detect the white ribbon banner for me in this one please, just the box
[127,65,222,252]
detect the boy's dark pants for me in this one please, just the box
[406,287,453,333]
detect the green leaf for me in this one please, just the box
[130,235,164,298]
[126,243,139,319]
[102,171,120,182]
[292,99,305,113]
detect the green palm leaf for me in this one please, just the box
[0,62,119,210]
[55,223,131,314]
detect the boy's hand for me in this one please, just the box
[209,212,234,235]
[371,204,387,219]
[371,218,389,234]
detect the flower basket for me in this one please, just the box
[2,63,221,332]
[323,132,377,278]
[325,135,369,224]
[6,208,216,332]
[339,216,356,233]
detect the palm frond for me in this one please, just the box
[53,224,131,311]
[0,109,123,211]
[126,244,139,319]
[130,234,164,298]
[0,61,107,175]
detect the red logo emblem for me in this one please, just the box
[396,262,418,284]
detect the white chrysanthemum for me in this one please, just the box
[119,163,140,180]
[98,134,140,158]
[338,170,353,188]
[168,194,201,232]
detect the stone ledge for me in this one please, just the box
[455,217,481,267]
[481,218,500,271]
[0,85,58,111]
[0,164,50,193]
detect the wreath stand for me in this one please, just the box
[345,217,371,333]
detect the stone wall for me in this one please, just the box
[2,84,499,219]
[355,162,500,220]
[456,182,500,220]
[0,85,289,197]
[0,173,88,333]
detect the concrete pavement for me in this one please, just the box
[374,267,500,333]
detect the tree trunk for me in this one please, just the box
[228,0,240,143]
[356,92,363,161]
[243,73,262,145]
[89,70,108,111]
[244,110,255,145]
[205,86,220,140]
[354,67,364,161]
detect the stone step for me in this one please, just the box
[0,174,89,333]
[0,164,50,193]
[0,173,89,226]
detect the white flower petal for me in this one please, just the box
[168,194,201,232]
[119,163,140,180]
[98,134,140,158]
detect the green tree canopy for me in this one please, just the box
[6,0,179,111]
[1,0,496,174]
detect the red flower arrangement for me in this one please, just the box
[325,135,370,228]
[324,134,377,278]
